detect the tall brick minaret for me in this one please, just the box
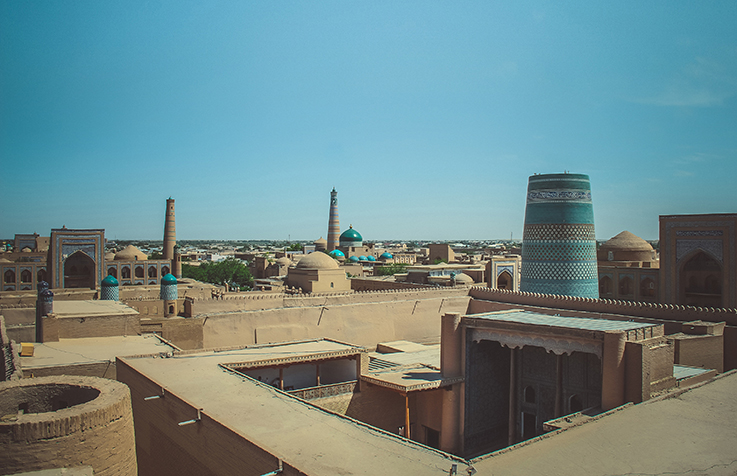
[327,188,340,251]
[163,198,176,263]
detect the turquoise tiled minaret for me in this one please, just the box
[520,173,599,298]
[100,274,119,301]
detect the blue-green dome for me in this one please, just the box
[329,249,345,258]
[161,273,177,285]
[380,252,393,260]
[348,256,360,263]
[340,226,363,242]
[366,255,376,262]
[102,275,119,286]
[358,256,367,261]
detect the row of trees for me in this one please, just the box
[182,258,254,290]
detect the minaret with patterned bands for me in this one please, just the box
[520,173,599,299]
[163,198,176,262]
[327,188,340,251]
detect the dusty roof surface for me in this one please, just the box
[21,335,174,369]
[468,309,655,332]
[52,300,139,318]
[362,363,462,393]
[121,340,463,475]
[472,371,737,475]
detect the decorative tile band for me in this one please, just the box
[527,189,592,204]
[523,223,596,241]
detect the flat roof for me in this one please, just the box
[472,371,737,475]
[120,340,463,474]
[21,335,175,370]
[52,300,139,318]
[467,309,655,332]
[362,363,462,393]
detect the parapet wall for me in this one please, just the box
[199,288,471,349]
[186,287,470,317]
[350,278,430,292]
[468,287,737,326]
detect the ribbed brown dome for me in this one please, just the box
[295,252,339,269]
[114,245,148,261]
[601,231,653,252]
[599,231,654,262]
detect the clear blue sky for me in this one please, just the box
[2,1,735,241]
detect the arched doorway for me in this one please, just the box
[640,277,656,298]
[599,276,612,295]
[680,251,722,307]
[497,270,513,290]
[64,251,95,289]
[618,276,633,297]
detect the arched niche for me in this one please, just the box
[679,250,722,307]
[64,251,95,289]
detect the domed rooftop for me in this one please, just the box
[366,255,376,262]
[348,256,360,263]
[276,257,292,266]
[380,252,393,260]
[101,275,119,286]
[340,226,363,243]
[358,256,367,261]
[114,245,148,261]
[313,237,327,245]
[329,249,345,258]
[599,231,654,262]
[104,252,116,261]
[601,231,653,252]
[295,252,339,270]
[455,273,474,285]
[161,273,177,285]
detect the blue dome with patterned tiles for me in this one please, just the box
[102,275,119,286]
[161,273,177,285]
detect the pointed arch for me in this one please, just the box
[63,251,95,289]
[679,249,722,307]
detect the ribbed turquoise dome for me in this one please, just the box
[380,252,393,260]
[161,273,177,285]
[340,226,363,242]
[329,249,345,258]
[348,256,360,262]
[358,256,367,261]
[366,255,376,262]
[102,275,119,286]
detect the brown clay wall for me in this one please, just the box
[0,376,137,475]
[24,361,116,380]
[187,287,468,316]
[309,385,406,435]
[140,318,203,350]
[116,359,304,476]
[673,335,724,373]
[350,278,429,291]
[56,314,141,339]
[201,292,471,348]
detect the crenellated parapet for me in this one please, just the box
[468,286,737,325]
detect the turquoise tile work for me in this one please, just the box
[520,173,599,299]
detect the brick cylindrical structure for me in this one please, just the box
[0,375,137,475]
[163,197,176,262]
[520,173,599,299]
[161,273,178,317]
[100,274,119,301]
[327,188,340,251]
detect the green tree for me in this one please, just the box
[148,250,164,260]
[182,258,254,290]
[375,263,409,276]
[286,243,302,251]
